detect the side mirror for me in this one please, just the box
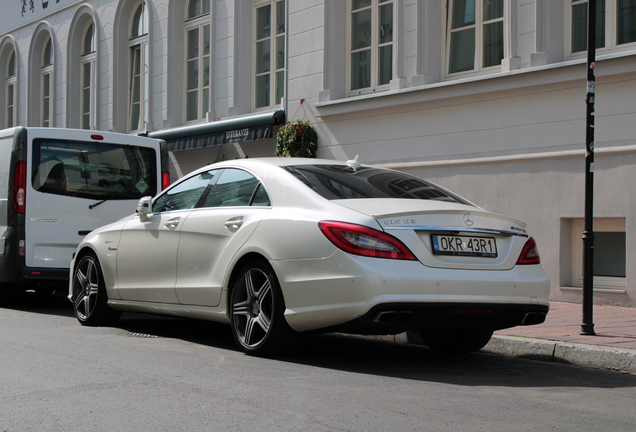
[137,196,153,222]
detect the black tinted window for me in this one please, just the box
[283,165,468,204]
[153,170,218,212]
[32,138,157,200]
[202,169,268,207]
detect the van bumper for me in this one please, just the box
[19,267,68,282]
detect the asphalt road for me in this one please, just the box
[1,292,635,432]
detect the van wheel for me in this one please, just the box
[72,253,121,326]
[229,260,301,356]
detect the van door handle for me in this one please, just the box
[224,217,244,230]
[164,217,181,229]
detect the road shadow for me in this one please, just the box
[2,290,74,318]
[100,312,636,390]
[5,294,636,390]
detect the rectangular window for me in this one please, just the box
[447,0,504,75]
[81,60,96,130]
[349,0,394,92]
[254,1,285,109]
[571,0,606,53]
[129,43,149,131]
[185,20,210,122]
[618,0,636,44]
[571,218,626,290]
[6,83,14,128]
[41,72,51,128]
[569,0,636,55]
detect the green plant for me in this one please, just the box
[276,120,317,158]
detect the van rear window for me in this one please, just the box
[32,139,157,200]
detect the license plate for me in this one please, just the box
[431,235,498,258]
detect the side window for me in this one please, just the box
[153,170,217,213]
[202,168,265,207]
[251,183,271,206]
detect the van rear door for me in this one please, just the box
[25,129,164,271]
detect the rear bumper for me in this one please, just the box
[18,267,68,283]
[323,302,549,335]
[273,250,551,333]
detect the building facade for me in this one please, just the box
[2,0,636,306]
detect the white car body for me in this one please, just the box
[69,157,550,355]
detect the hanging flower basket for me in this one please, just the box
[276,120,318,158]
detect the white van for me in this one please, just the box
[0,127,169,299]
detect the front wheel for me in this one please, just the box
[419,328,493,353]
[72,252,121,326]
[229,260,301,356]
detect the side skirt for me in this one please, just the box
[108,299,231,324]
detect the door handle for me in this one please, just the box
[224,217,244,230]
[164,217,181,229]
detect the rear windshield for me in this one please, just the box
[283,165,469,204]
[32,138,157,200]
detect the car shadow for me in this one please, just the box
[2,290,75,318]
[6,296,636,390]
[109,313,636,390]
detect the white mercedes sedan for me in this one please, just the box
[69,157,550,356]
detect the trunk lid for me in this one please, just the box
[333,199,530,270]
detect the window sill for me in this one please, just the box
[560,286,627,295]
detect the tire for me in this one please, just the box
[229,260,301,356]
[71,252,121,326]
[419,327,493,354]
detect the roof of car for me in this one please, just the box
[202,157,373,170]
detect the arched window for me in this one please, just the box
[6,49,17,127]
[81,22,97,129]
[129,2,149,132]
[41,37,53,127]
[184,0,211,122]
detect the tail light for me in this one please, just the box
[517,237,541,265]
[319,221,416,260]
[13,161,26,214]
[161,171,170,190]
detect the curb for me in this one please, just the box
[355,333,636,374]
[483,335,636,374]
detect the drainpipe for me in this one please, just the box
[284,0,289,119]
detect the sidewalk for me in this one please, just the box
[485,301,636,373]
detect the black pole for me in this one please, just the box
[581,0,596,336]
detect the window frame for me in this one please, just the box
[80,22,97,130]
[566,0,636,59]
[571,218,627,290]
[347,0,395,95]
[128,1,150,133]
[5,49,17,128]
[184,0,212,123]
[444,0,505,79]
[41,36,54,128]
[253,0,286,110]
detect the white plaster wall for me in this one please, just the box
[404,151,636,307]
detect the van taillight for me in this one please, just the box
[161,172,170,190]
[13,161,26,214]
